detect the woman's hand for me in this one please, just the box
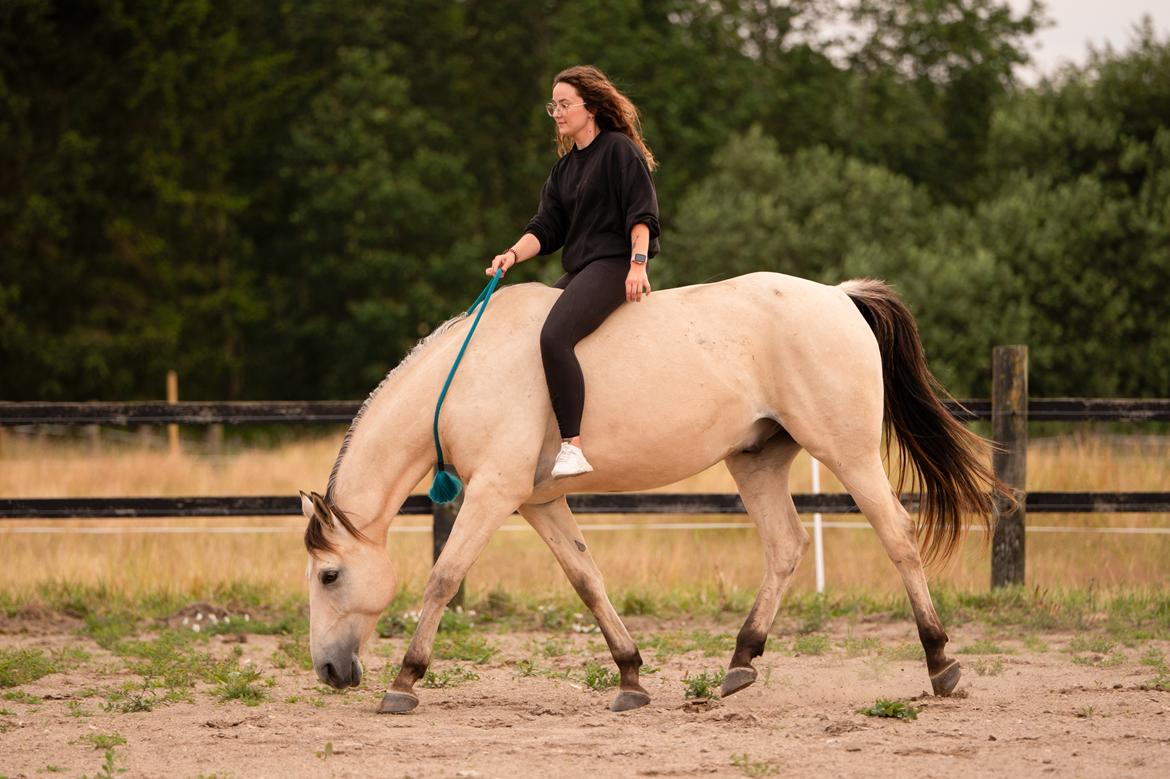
[487,249,518,276]
[626,264,651,302]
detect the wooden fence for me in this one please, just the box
[2,346,1169,589]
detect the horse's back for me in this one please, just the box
[449,272,883,493]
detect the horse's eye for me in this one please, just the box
[320,569,340,586]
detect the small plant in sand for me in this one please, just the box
[81,749,126,779]
[791,634,830,656]
[730,752,779,777]
[884,642,925,661]
[420,665,480,688]
[434,632,497,664]
[1141,672,1170,692]
[3,690,40,704]
[1139,648,1170,691]
[582,661,619,692]
[682,669,726,699]
[316,741,334,759]
[533,637,570,657]
[1067,635,1114,654]
[1071,649,1126,668]
[79,732,128,750]
[842,636,881,657]
[0,647,55,687]
[972,657,1007,676]
[857,698,919,720]
[271,635,313,671]
[214,667,270,705]
[514,658,539,677]
[958,639,1012,655]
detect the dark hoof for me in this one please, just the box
[720,666,758,698]
[610,690,651,712]
[377,690,419,714]
[930,660,961,696]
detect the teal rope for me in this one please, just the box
[429,269,504,503]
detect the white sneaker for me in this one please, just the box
[551,442,594,478]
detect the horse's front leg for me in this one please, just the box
[519,497,650,712]
[379,483,518,714]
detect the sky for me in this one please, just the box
[1010,0,1170,79]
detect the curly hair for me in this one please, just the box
[552,65,657,172]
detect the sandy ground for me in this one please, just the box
[2,613,1168,779]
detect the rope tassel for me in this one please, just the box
[428,269,504,504]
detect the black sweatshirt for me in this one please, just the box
[524,131,660,273]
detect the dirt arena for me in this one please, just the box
[3,609,1168,779]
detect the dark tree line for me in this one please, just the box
[2,0,1167,401]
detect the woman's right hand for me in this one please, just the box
[487,249,518,276]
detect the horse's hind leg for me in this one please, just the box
[832,455,961,695]
[720,435,809,697]
[519,497,649,712]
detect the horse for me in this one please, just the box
[299,271,1004,714]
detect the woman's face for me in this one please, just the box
[550,82,593,139]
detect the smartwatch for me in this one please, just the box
[631,253,648,265]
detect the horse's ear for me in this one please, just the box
[299,491,315,520]
[310,491,333,527]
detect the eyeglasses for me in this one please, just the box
[545,101,585,117]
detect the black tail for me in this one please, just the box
[840,278,1008,565]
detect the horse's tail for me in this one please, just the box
[839,278,1006,566]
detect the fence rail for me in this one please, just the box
[3,398,1170,426]
[2,491,1169,520]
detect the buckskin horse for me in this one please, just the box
[299,272,1004,713]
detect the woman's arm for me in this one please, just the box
[626,223,651,302]
[487,233,542,276]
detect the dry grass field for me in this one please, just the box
[1,429,1167,605]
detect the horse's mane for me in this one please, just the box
[324,309,470,504]
[304,495,370,556]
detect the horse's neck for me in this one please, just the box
[330,358,442,534]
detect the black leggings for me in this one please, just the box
[540,260,628,439]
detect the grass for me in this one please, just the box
[582,661,619,692]
[2,432,1168,602]
[419,665,480,688]
[433,632,498,663]
[682,669,726,699]
[80,749,126,779]
[730,753,779,777]
[972,656,1007,676]
[0,648,55,687]
[842,636,881,657]
[643,629,735,660]
[857,698,919,720]
[791,634,831,656]
[79,733,127,750]
[214,667,271,705]
[958,638,1012,655]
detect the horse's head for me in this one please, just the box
[300,490,396,689]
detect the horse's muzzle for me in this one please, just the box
[316,654,363,689]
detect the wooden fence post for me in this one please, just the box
[166,370,180,457]
[991,345,1028,588]
[432,467,465,609]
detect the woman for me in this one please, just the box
[487,65,660,478]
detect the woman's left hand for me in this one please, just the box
[626,265,651,302]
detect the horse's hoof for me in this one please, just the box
[378,690,419,714]
[610,690,651,712]
[930,660,961,697]
[720,666,758,698]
